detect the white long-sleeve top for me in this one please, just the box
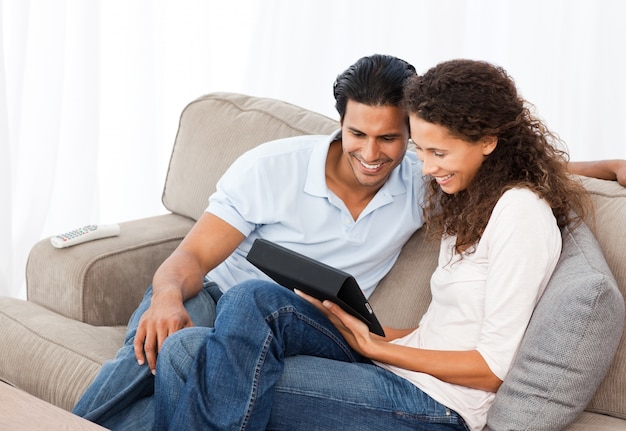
[376,187,562,431]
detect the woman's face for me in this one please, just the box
[409,115,497,195]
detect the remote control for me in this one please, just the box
[50,224,121,248]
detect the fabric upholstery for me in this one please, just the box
[580,177,626,419]
[0,297,125,411]
[26,214,194,326]
[563,412,626,430]
[486,222,624,430]
[162,92,338,221]
[369,227,437,328]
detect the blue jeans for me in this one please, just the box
[72,280,222,430]
[154,279,469,431]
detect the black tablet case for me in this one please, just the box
[246,238,385,336]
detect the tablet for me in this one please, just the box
[246,238,385,337]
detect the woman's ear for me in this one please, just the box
[481,136,498,156]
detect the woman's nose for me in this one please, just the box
[421,155,437,176]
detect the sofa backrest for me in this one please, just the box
[162,92,338,221]
[577,177,626,420]
[162,92,626,421]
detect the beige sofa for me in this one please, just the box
[1,92,625,430]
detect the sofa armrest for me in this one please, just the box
[26,213,195,326]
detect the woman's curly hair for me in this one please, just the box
[403,59,591,254]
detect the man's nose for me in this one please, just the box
[361,138,380,162]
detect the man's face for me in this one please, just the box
[340,100,409,190]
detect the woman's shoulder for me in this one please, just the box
[483,187,560,253]
[498,187,546,205]
[494,187,555,220]
[491,187,556,230]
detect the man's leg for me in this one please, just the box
[72,280,221,430]
[152,326,210,426]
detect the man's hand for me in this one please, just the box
[133,292,194,374]
[568,160,626,186]
[133,212,246,374]
[615,160,626,186]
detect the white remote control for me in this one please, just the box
[50,224,121,248]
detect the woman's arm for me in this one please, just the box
[296,290,502,393]
[381,327,415,340]
[328,300,502,392]
[368,340,502,393]
[568,160,626,186]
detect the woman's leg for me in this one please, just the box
[269,356,469,431]
[72,280,221,431]
[156,279,363,431]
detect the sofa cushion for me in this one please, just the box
[162,92,338,221]
[0,297,125,411]
[369,227,437,328]
[486,221,624,431]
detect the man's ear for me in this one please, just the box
[482,136,498,156]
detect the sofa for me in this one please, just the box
[1,92,625,430]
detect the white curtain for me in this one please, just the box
[2,0,625,298]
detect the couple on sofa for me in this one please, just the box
[73,54,626,430]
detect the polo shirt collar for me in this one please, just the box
[304,129,340,198]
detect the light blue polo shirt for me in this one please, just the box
[206,130,425,298]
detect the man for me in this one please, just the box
[74,54,422,430]
[73,54,625,430]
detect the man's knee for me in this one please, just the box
[158,327,210,374]
[223,279,291,309]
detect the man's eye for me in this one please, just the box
[435,152,445,157]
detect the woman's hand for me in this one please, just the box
[294,289,381,357]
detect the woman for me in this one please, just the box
[154,59,590,431]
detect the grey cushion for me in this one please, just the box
[486,222,625,431]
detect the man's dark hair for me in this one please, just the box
[333,54,416,122]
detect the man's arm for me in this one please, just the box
[568,160,626,186]
[134,212,245,373]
